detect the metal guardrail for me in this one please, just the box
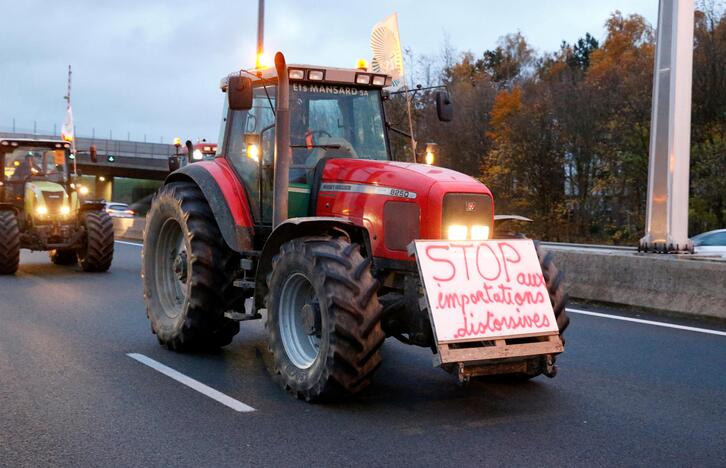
[541,242,637,252]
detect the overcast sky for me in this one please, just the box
[0,0,658,144]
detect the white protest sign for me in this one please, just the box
[414,239,559,343]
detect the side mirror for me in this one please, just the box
[228,75,253,111]
[435,90,453,122]
[89,144,98,163]
[168,155,180,172]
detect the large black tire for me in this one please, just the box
[78,211,114,272]
[142,182,240,350]
[49,249,77,265]
[0,211,20,275]
[265,236,385,401]
[537,242,570,338]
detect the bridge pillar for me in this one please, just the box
[95,176,114,202]
[640,0,694,252]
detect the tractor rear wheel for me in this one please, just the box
[50,249,77,265]
[142,182,240,350]
[78,211,114,272]
[0,211,20,275]
[265,236,385,401]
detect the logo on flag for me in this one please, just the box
[370,13,405,89]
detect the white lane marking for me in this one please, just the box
[126,353,255,412]
[115,240,142,247]
[567,308,726,337]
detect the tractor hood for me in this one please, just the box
[25,180,72,217]
[316,158,495,260]
[319,159,491,199]
[27,180,66,194]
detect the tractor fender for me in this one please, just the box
[166,161,254,252]
[80,200,106,212]
[254,217,372,311]
[0,203,19,214]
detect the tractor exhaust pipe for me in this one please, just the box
[273,51,290,228]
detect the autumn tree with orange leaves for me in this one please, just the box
[386,4,726,243]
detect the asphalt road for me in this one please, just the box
[1,242,725,467]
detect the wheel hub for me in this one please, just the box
[279,272,321,369]
[173,251,188,283]
[300,302,321,336]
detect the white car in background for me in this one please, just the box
[691,229,726,257]
[104,202,135,218]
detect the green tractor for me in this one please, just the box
[0,138,114,274]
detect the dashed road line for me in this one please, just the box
[115,240,143,247]
[127,353,255,412]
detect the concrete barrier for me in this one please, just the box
[546,246,726,320]
[113,217,145,241]
[110,218,724,320]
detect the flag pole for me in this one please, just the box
[404,81,416,161]
[64,65,77,174]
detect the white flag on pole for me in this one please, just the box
[61,104,74,142]
[370,13,405,88]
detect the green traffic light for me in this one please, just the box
[107,154,115,163]
[69,153,75,160]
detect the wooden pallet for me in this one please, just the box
[436,334,563,366]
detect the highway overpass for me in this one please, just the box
[0,131,175,180]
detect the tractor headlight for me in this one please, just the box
[60,206,71,216]
[470,225,490,240]
[36,206,48,216]
[447,224,468,241]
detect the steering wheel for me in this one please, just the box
[308,129,332,140]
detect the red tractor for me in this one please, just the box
[143,53,569,401]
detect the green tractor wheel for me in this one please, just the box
[78,211,114,272]
[0,211,20,275]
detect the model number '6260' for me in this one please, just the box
[390,188,412,199]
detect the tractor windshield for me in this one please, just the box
[289,83,388,167]
[4,147,68,183]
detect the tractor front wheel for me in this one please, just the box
[142,182,240,350]
[265,236,385,401]
[78,211,114,272]
[0,211,20,275]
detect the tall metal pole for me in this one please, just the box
[256,0,265,68]
[640,0,694,253]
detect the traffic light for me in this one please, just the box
[68,152,75,160]
[107,154,115,163]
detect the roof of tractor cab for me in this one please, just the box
[0,138,71,150]
[220,64,393,91]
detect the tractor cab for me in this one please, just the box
[219,64,396,224]
[1,139,73,215]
